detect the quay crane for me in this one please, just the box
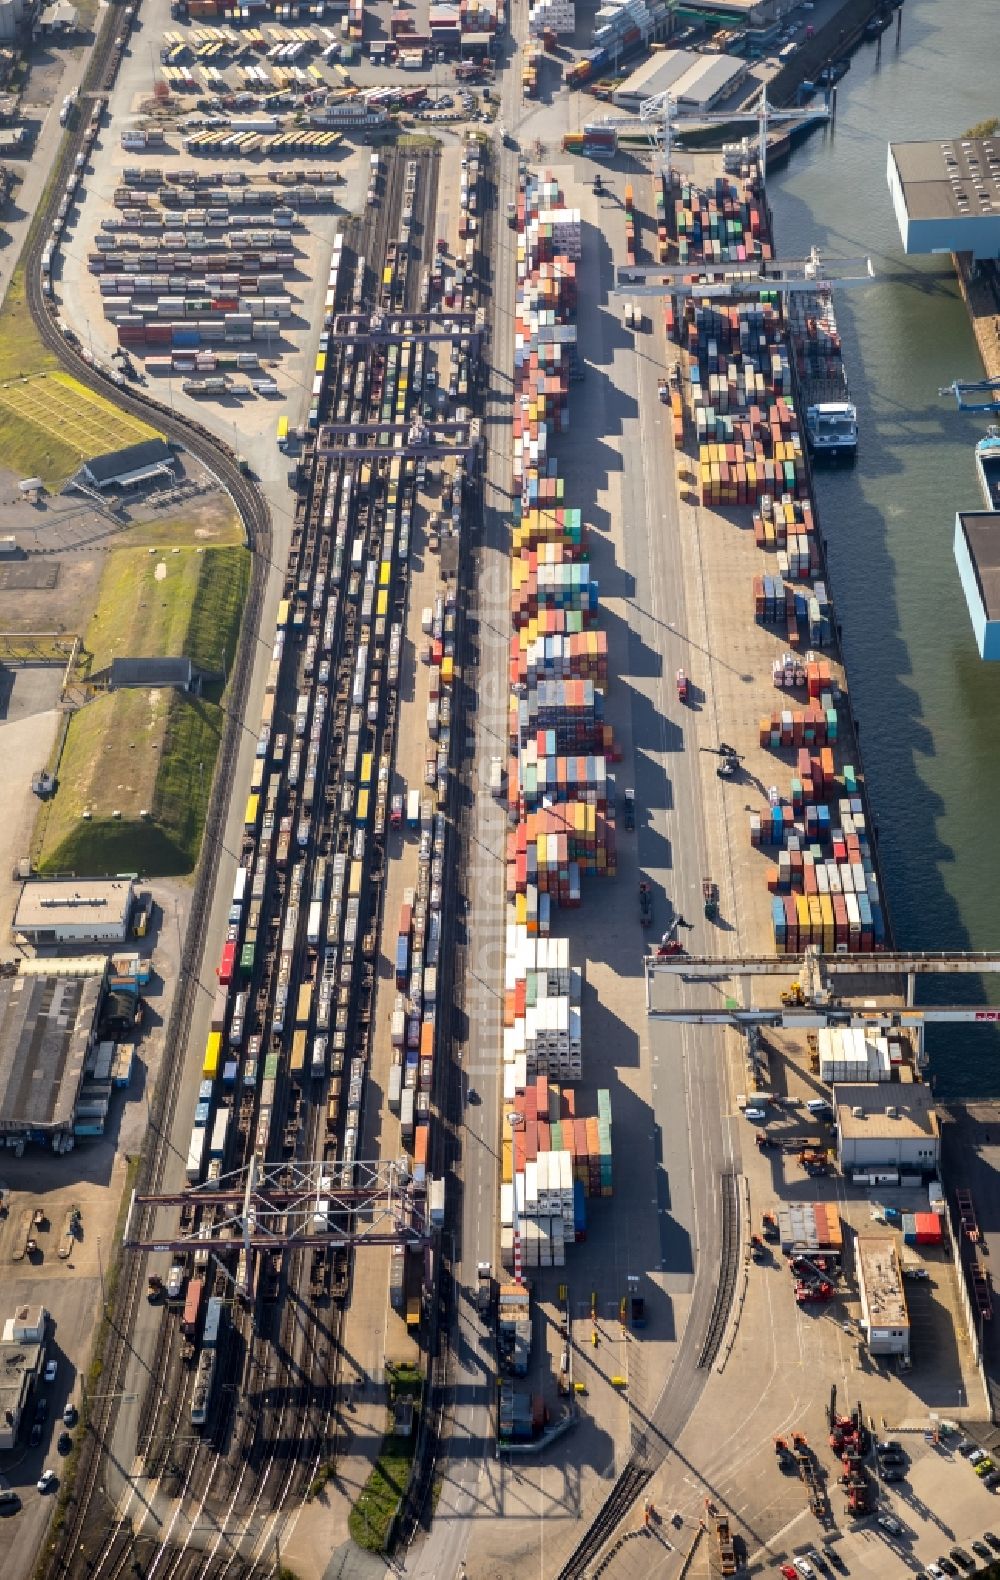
[645,945,1000,1057]
[613,247,875,301]
[637,85,832,180]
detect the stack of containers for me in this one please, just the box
[561,124,618,159]
[817,1028,892,1083]
[668,166,884,954]
[528,0,575,33]
[500,169,620,1273]
[624,181,636,268]
[503,925,581,1079]
[522,38,541,95]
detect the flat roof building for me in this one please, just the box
[0,964,104,1146]
[955,511,1000,660]
[855,1236,910,1358]
[0,1323,45,1451]
[887,137,1000,260]
[13,878,133,946]
[834,1082,940,1174]
[612,47,747,114]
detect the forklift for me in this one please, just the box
[700,742,745,780]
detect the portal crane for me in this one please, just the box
[123,1157,431,1300]
[646,946,1000,1062]
[614,248,875,300]
[638,85,831,180]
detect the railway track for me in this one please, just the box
[697,1172,741,1370]
[74,144,454,1580]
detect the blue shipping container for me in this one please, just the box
[222,1060,238,1088]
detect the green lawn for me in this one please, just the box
[37,689,222,877]
[0,271,161,487]
[348,1417,418,1553]
[80,545,249,679]
[348,1368,423,1552]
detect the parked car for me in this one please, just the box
[877,1514,903,1536]
[36,1470,56,1494]
[949,1550,975,1571]
[43,1360,57,1384]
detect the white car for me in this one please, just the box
[877,1514,902,1536]
[926,1566,946,1580]
[36,1470,56,1494]
[43,1360,57,1383]
[793,1560,816,1579]
[744,1107,768,1122]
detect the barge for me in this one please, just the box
[975,426,1000,510]
[787,284,858,462]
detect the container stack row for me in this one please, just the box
[665,167,886,954]
[818,1028,895,1084]
[497,168,621,1274]
[503,925,581,1080]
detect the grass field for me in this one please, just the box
[0,269,161,486]
[348,1368,423,1552]
[80,545,249,679]
[119,506,245,550]
[37,688,222,876]
[348,1419,418,1552]
[0,370,160,489]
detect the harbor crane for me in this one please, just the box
[645,946,1000,1065]
[638,85,831,180]
[614,247,875,299]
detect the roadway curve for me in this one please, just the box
[24,11,274,1580]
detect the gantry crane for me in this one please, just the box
[638,84,831,180]
[124,1156,430,1273]
[645,945,1000,1065]
[614,247,875,300]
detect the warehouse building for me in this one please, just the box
[954,511,1000,660]
[613,47,747,114]
[0,1305,47,1451]
[856,1237,910,1359]
[834,1082,940,1176]
[0,960,105,1149]
[77,438,175,491]
[13,878,134,946]
[887,137,1000,261]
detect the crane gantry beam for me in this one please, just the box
[613,251,875,299]
[638,85,831,178]
[123,1157,432,1257]
[644,947,1000,1032]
